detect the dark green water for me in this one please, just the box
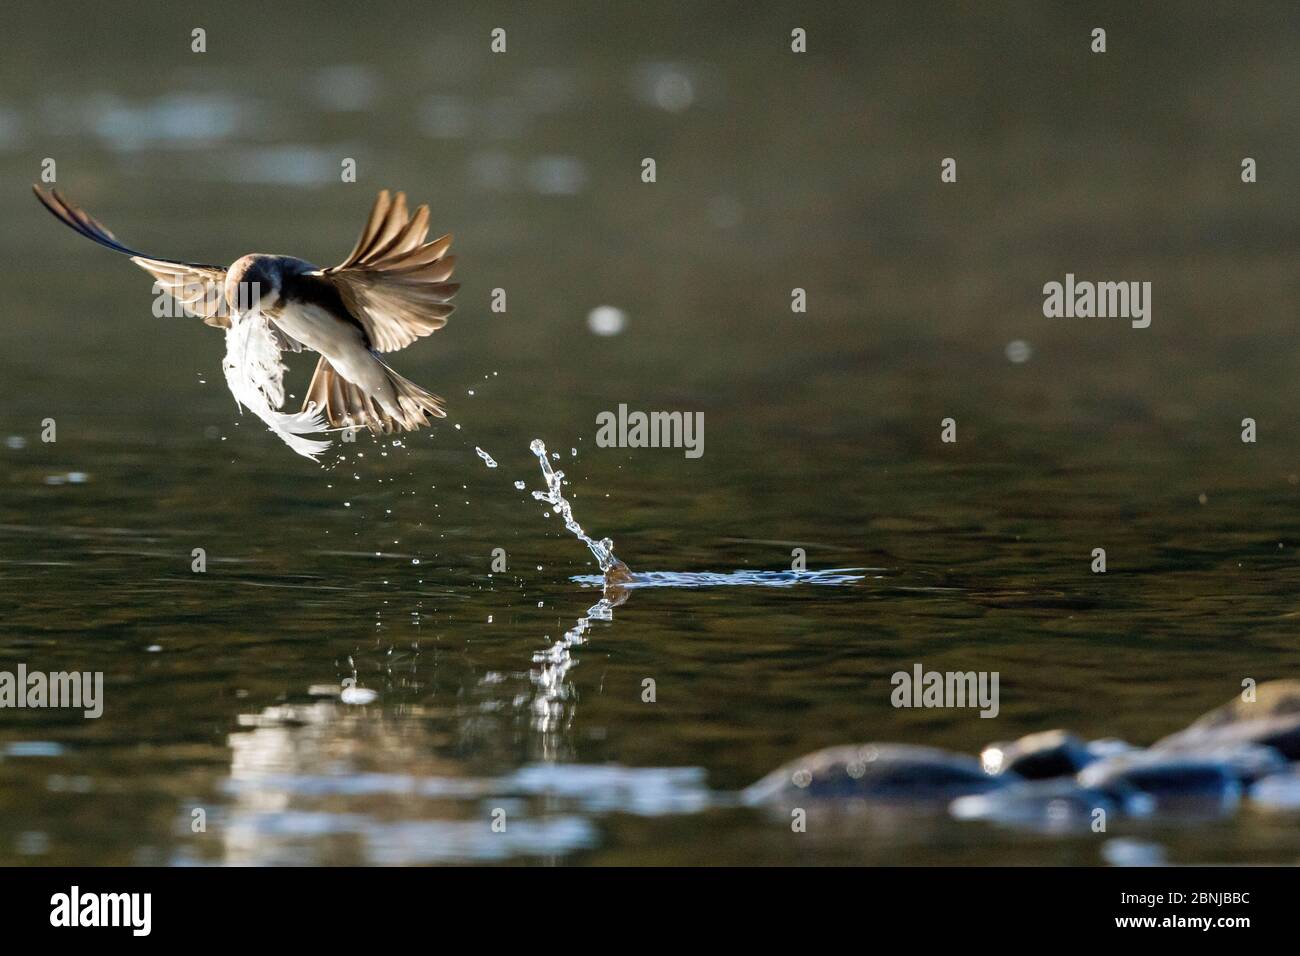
[0,2,1298,864]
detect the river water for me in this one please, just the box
[0,1,1298,864]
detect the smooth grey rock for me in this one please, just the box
[1078,751,1241,814]
[981,730,1095,779]
[950,778,1138,832]
[744,743,1010,805]
[1085,737,1140,761]
[1154,681,1300,759]
[1144,741,1286,785]
[1250,769,1300,810]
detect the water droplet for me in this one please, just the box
[586,305,627,336]
[340,685,379,705]
[1005,340,1032,364]
[527,438,628,576]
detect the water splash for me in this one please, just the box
[475,446,498,468]
[526,438,869,592]
[570,567,871,589]
[529,439,631,582]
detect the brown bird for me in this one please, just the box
[33,186,458,434]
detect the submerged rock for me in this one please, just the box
[1152,742,1285,785]
[1153,681,1300,759]
[1077,751,1241,813]
[981,730,1095,779]
[1250,769,1300,810]
[1085,737,1140,761]
[743,743,1010,805]
[950,778,1139,832]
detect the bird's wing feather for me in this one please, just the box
[32,185,230,328]
[321,189,458,353]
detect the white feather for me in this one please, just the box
[222,311,333,461]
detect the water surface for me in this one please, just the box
[1,2,1299,865]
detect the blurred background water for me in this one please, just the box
[0,1,1298,864]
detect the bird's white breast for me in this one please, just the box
[271,303,365,361]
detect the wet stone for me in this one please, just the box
[981,729,1096,779]
[1147,742,1286,785]
[950,778,1137,832]
[1153,680,1300,760]
[1077,751,1241,813]
[743,743,1010,805]
[1085,737,1140,761]
[1250,769,1300,811]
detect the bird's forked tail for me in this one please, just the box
[303,356,446,434]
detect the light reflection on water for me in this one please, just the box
[218,684,713,863]
[207,561,877,862]
[525,595,615,762]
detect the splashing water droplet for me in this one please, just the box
[587,305,627,336]
[340,685,378,705]
[528,439,632,582]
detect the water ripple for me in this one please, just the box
[572,567,874,589]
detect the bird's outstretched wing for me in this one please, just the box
[32,185,230,328]
[319,189,458,353]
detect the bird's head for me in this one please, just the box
[225,255,284,315]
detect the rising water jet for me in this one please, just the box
[528,439,633,588]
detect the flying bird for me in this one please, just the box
[33,185,458,457]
